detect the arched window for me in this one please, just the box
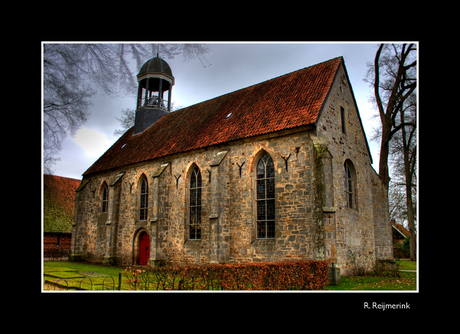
[139,176,148,220]
[189,165,202,240]
[101,183,108,213]
[344,160,357,209]
[256,152,275,238]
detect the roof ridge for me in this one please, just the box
[44,174,81,182]
[172,56,343,114]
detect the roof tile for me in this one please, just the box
[43,175,81,233]
[84,57,342,175]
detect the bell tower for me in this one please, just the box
[134,55,175,135]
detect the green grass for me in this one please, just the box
[324,261,417,291]
[44,267,78,273]
[45,271,86,279]
[44,262,124,276]
[44,262,129,290]
[45,277,116,290]
[396,260,417,271]
[323,272,416,291]
[44,261,417,291]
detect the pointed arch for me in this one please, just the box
[344,159,358,209]
[101,182,109,213]
[249,148,274,173]
[189,164,202,240]
[139,174,149,220]
[184,162,202,183]
[255,151,275,239]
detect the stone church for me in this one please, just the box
[71,55,394,275]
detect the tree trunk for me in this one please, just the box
[403,147,416,262]
[405,182,416,261]
[374,44,391,192]
[400,108,416,261]
[379,116,392,191]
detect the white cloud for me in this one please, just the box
[72,128,115,158]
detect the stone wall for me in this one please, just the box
[314,62,393,274]
[72,127,327,266]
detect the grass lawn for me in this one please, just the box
[396,260,417,271]
[323,272,416,291]
[44,261,124,276]
[324,260,417,291]
[44,262,128,290]
[44,261,417,291]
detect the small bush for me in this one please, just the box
[372,260,399,277]
[396,237,411,258]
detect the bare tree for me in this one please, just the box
[113,102,183,136]
[113,108,136,137]
[43,43,211,174]
[388,180,408,224]
[385,94,417,223]
[365,43,417,191]
[390,94,417,260]
[157,44,212,67]
[366,43,417,261]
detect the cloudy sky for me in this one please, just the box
[51,42,383,180]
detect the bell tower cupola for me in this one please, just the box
[134,55,175,135]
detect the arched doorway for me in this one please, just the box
[138,231,150,265]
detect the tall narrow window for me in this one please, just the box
[101,184,108,213]
[139,177,148,220]
[256,152,275,239]
[344,161,354,209]
[340,106,346,134]
[189,166,202,240]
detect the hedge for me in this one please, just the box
[125,260,329,290]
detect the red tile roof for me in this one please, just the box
[391,220,410,238]
[43,174,81,233]
[83,57,342,176]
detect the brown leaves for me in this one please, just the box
[139,260,329,291]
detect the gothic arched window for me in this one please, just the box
[139,176,148,220]
[101,183,108,213]
[344,160,357,209]
[256,152,275,239]
[189,165,202,240]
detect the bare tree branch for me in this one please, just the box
[43,43,212,173]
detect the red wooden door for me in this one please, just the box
[139,232,150,265]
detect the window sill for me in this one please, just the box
[323,207,336,213]
[185,239,201,245]
[344,206,359,213]
[184,239,202,250]
[251,238,276,246]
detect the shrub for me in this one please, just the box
[123,267,150,290]
[371,260,399,277]
[135,260,329,291]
